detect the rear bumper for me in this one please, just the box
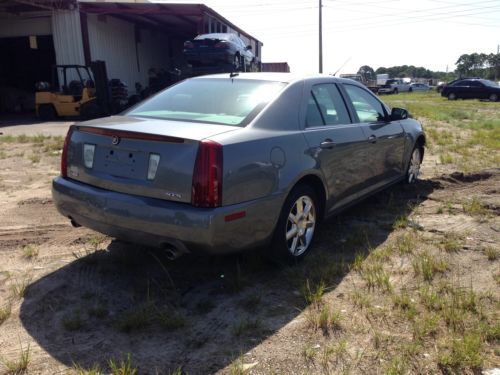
[183,50,233,65]
[52,177,283,254]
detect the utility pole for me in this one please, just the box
[319,0,323,73]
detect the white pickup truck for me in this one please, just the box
[378,78,412,94]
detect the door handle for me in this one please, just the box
[368,135,377,143]
[320,139,336,149]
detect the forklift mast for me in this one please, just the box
[90,60,112,116]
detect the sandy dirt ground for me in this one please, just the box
[0,118,498,374]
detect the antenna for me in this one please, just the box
[332,57,351,76]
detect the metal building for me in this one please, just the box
[0,0,263,114]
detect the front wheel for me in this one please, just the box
[489,93,498,102]
[393,88,398,94]
[448,92,457,100]
[270,185,318,263]
[405,147,423,184]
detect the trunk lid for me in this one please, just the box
[66,115,237,204]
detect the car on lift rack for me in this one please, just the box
[183,33,255,72]
[52,73,425,262]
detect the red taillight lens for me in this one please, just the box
[61,127,74,178]
[192,140,223,208]
[214,41,229,49]
[184,41,194,49]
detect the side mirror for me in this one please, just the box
[245,45,252,51]
[390,107,409,121]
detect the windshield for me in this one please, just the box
[126,78,287,126]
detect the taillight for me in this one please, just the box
[214,41,229,49]
[61,127,74,178]
[184,41,194,49]
[192,140,223,208]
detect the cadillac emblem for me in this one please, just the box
[111,135,120,145]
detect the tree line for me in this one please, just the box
[356,52,500,82]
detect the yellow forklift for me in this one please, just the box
[35,61,118,120]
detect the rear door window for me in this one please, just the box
[306,84,351,127]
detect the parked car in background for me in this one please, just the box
[378,78,411,94]
[410,83,432,92]
[183,33,255,72]
[441,78,500,101]
[52,74,425,262]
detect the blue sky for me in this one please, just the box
[162,0,500,74]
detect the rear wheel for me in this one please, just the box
[270,185,318,263]
[233,54,241,71]
[405,146,423,184]
[489,93,498,102]
[38,104,57,121]
[448,92,457,100]
[393,88,398,94]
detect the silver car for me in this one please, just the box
[52,73,425,262]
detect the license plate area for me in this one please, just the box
[94,146,147,179]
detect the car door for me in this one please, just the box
[341,83,406,187]
[469,80,486,99]
[301,82,371,213]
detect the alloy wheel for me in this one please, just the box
[286,195,316,257]
[407,148,422,184]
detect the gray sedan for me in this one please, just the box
[52,73,425,262]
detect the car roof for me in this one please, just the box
[190,73,362,86]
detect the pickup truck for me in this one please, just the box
[378,79,411,94]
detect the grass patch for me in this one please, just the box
[306,303,342,334]
[413,312,440,342]
[438,333,483,372]
[71,362,103,375]
[109,353,137,375]
[9,276,32,300]
[232,317,261,337]
[21,244,39,259]
[462,197,489,217]
[0,304,12,326]
[395,232,417,255]
[1,343,30,374]
[361,262,392,292]
[484,246,498,261]
[28,153,41,164]
[412,251,448,281]
[301,278,326,305]
[439,232,463,253]
[392,288,418,319]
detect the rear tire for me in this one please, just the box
[393,88,398,94]
[38,104,57,121]
[405,146,423,184]
[233,54,241,71]
[269,185,318,263]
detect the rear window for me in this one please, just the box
[126,78,287,127]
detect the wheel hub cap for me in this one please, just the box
[286,195,316,257]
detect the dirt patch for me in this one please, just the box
[0,127,499,374]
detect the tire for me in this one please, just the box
[409,88,413,93]
[405,146,423,184]
[270,185,319,263]
[448,92,457,100]
[233,54,241,71]
[394,88,398,94]
[489,93,498,102]
[38,104,57,121]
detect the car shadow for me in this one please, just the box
[19,179,438,373]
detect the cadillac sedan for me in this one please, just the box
[52,73,425,262]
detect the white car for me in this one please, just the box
[410,83,432,92]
